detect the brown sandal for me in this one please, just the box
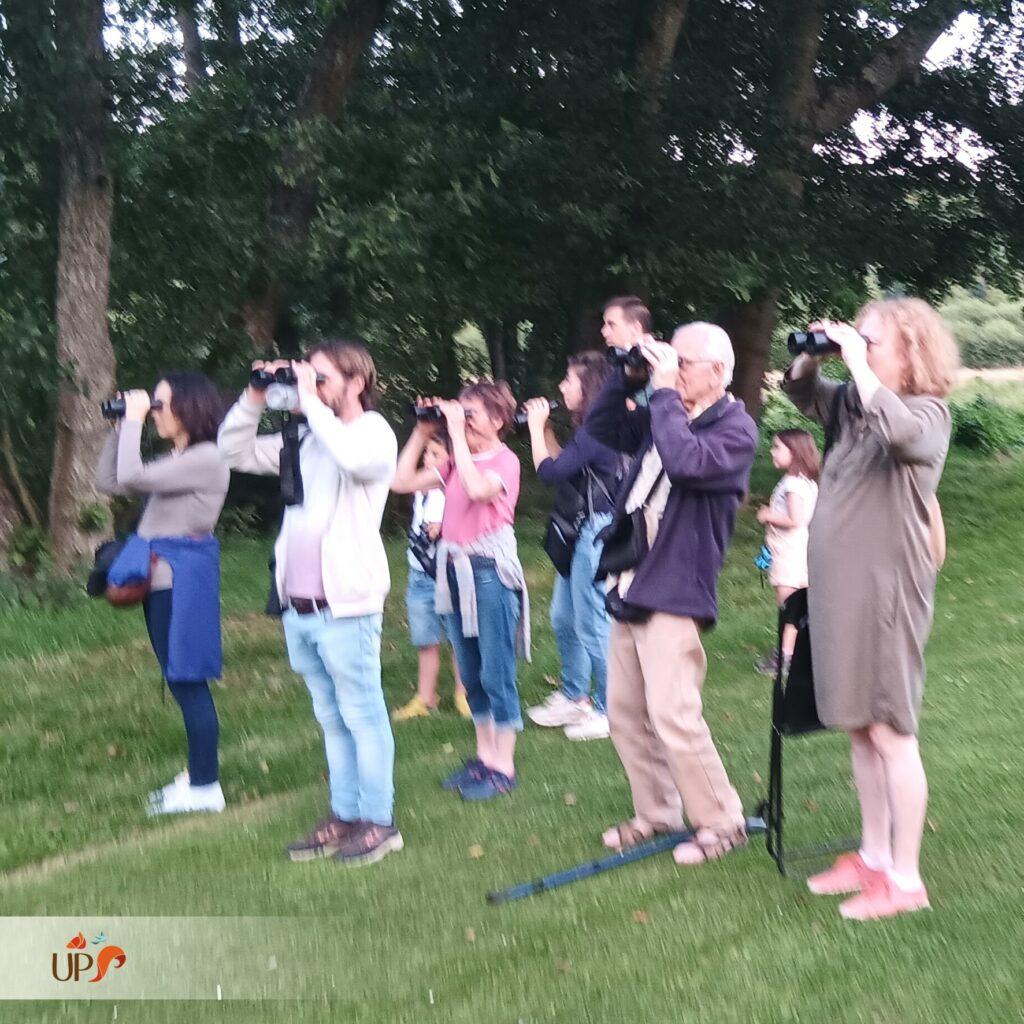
[602,819,673,851]
[672,825,748,866]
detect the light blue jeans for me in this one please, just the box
[283,609,395,826]
[549,513,613,714]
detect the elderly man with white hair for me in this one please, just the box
[584,321,758,865]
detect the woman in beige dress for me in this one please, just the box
[782,298,958,922]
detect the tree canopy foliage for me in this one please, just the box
[2,0,1024,561]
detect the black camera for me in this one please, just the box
[787,331,841,357]
[407,526,437,578]
[100,397,164,419]
[512,400,561,430]
[606,345,648,371]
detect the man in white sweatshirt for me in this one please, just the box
[218,340,401,866]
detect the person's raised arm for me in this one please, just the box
[444,402,504,502]
[392,399,448,494]
[523,398,561,472]
[217,362,286,476]
[583,368,648,455]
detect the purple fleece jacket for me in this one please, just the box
[584,368,758,625]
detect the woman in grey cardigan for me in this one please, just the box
[96,372,229,815]
[782,298,958,922]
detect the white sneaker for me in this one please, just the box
[564,708,611,741]
[148,781,225,817]
[147,770,190,805]
[526,692,591,728]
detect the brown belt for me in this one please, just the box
[287,597,329,615]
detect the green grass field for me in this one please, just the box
[2,450,1024,1022]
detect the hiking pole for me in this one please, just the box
[486,815,767,905]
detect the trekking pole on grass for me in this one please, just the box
[486,815,767,905]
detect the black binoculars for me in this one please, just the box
[413,400,560,429]
[250,366,326,389]
[787,331,841,357]
[100,397,163,419]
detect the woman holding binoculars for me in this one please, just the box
[782,298,958,921]
[523,351,620,741]
[393,381,529,801]
[95,372,230,815]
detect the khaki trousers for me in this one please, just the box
[607,613,743,833]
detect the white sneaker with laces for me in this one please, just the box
[564,708,611,741]
[148,781,225,817]
[526,692,590,728]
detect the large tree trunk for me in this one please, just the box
[176,3,207,92]
[482,318,509,382]
[242,0,389,352]
[719,289,780,420]
[0,479,18,559]
[48,0,116,570]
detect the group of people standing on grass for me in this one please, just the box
[95,292,960,919]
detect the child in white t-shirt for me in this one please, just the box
[392,433,468,720]
[756,429,820,675]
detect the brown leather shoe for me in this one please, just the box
[285,816,359,862]
[332,823,404,867]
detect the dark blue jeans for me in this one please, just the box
[444,557,522,731]
[144,589,220,785]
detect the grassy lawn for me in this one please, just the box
[2,449,1024,1021]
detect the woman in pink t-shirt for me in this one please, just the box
[393,381,527,801]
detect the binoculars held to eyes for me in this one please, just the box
[100,397,164,419]
[249,367,326,389]
[413,400,561,430]
[787,331,841,357]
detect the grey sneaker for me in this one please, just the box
[285,816,359,862]
[332,823,404,867]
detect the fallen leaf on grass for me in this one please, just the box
[468,844,484,859]
[442,743,455,754]
[752,771,763,786]
[632,910,650,924]
[805,799,819,812]
[554,958,572,974]
[927,818,939,832]
[63,801,78,814]
[527,835,541,847]
[564,792,577,806]
[259,760,270,774]
[465,928,476,942]
[543,674,559,688]
[106,744,120,758]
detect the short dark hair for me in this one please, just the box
[160,371,224,446]
[306,339,379,410]
[602,295,652,333]
[458,380,518,438]
[567,350,613,426]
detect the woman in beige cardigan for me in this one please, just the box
[782,298,958,922]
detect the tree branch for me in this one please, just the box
[634,0,690,139]
[1,425,42,530]
[810,0,964,136]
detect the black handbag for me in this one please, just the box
[543,470,615,578]
[595,469,665,580]
[604,585,652,624]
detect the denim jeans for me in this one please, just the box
[444,557,522,731]
[405,565,447,648]
[283,609,395,825]
[549,512,612,714]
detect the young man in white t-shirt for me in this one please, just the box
[218,340,402,867]
[392,434,468,721]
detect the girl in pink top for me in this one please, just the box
[393,381,526,801]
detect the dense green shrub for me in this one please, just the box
[949,395,1024,454]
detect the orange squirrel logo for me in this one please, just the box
[52,931,127,983]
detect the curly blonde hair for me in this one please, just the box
[855,298,960,398]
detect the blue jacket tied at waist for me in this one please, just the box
[108,534,222,682]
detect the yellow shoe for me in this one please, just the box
[454,692,471,719]
[392,695,439,722]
